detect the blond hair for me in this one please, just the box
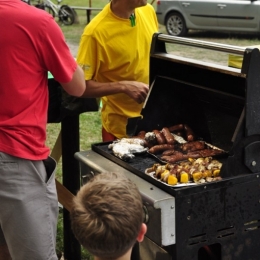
[70,172,143,259]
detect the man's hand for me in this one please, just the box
[119,81,149,104]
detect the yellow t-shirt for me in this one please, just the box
[77,3,158,138]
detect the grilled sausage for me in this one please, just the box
[153,129,167,145]
[184,124,195,142]
[168,124,184,132]
[161,127,175,145]
[162,148,223,163]
[197,149,223,157]
[161,151,189,163]
[148,144,175,154]
[137,131,146,139]
[162,149,176,156]
[131,131,151,147]
[181,141,205,152]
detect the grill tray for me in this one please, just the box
[91,142,251,197]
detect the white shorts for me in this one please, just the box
[0,152,58,260]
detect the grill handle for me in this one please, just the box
[156,33,246,56]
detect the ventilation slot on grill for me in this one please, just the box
[188,233,207,245]
[244,220,260,231]
[217,226,235,239]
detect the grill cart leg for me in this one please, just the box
[62,115,81,260]
[131,242,140,260]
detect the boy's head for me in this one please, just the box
[70,172,146,259]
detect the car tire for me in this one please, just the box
[165,12,188,37]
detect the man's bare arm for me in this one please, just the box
[60,65,86,97]
[81,80,149,104]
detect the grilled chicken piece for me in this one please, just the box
[108,138,147,161]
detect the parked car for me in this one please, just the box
[156,0,260,36]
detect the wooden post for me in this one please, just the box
[87,0,92,22]
[51,131,75,213]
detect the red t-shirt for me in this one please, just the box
[0,0,77,160]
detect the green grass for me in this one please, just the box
[45,1,260,258]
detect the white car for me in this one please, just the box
[156,0,260,36]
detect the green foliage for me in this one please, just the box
[79,111,102,151]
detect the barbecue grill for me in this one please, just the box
[75,33,260,260]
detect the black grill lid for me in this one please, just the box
[135,34,260,177]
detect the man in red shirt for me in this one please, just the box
[0,0,86,259]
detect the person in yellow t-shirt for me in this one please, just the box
[77,0,159,141]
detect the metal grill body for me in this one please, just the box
[75,33,260,260]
